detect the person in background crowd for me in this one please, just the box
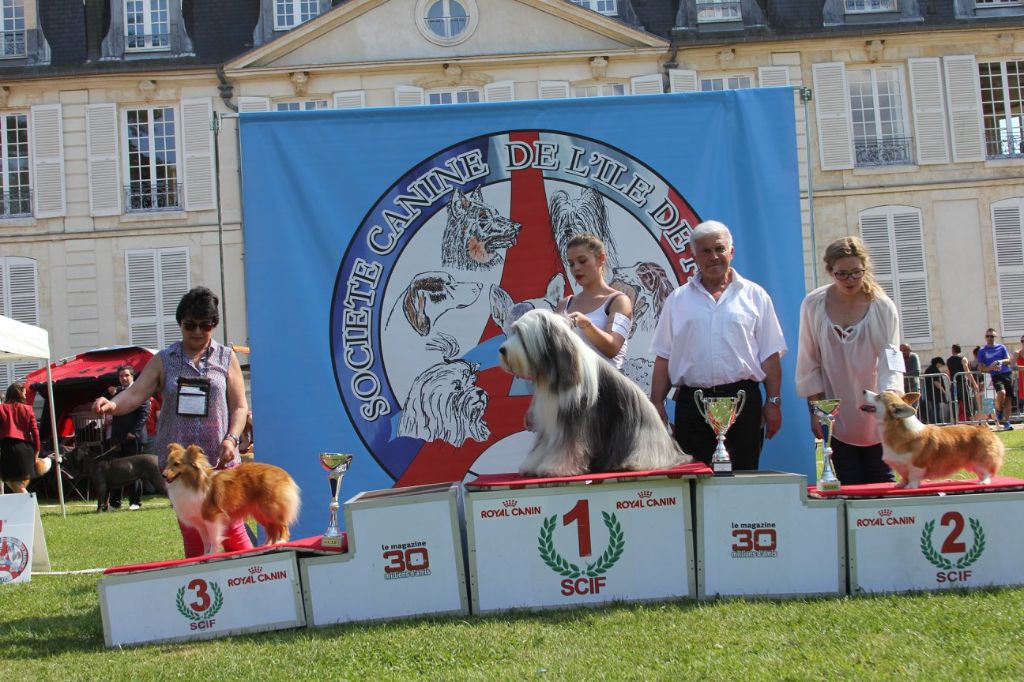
[796,236,901,484]
[901,343,921,394]
[107,364,150,510]
[0,382,41,494]
[1014,335,1024,415]
[977,328,1014,431]
[650,220,786,471]
[947,343,980,422]
[93,286,252,557]
[921,356,950,424]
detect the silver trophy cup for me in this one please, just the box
[694,389,746,476]
[319,453,353,547]
[810,399,842,491]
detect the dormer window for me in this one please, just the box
[975,0,1022,5]
[0,0,26,58]
[845,0,897,12]
[571,0,618,15]
[125,0,170,52]
[696,0,742,23]
[274,0,321,31]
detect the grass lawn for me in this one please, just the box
[3,430,1024,680]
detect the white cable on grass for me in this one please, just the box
[34,568,107,575]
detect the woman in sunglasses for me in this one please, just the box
[93,286,252,557]
[795,236,902,484]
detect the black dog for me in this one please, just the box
[89,452,167,512]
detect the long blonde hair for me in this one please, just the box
[823,236,886,299]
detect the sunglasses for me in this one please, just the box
[181,320,215,332]
[833,269,866,281]
[986,335,996,339]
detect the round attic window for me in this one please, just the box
[416,0,478,47]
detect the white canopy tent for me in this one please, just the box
[0,314,65,515]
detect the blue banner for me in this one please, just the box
[240,89,807,539]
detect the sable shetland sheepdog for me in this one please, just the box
[862,390,1004,489]
[162,443,300,555]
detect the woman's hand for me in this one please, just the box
[568,312,592,330]
[217,438,237,468]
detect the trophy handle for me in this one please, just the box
[693,389,707,420]
[735,389,746,417]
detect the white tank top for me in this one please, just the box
[567,293,628,369]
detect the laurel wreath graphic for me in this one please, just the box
[919,518,986,570]
[176,581,224,621]
[537,512,625,579]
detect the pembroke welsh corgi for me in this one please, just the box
[862,389,1004,489]
[162,443,300,555]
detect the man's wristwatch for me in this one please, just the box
[223,433,241,447]
[766,396,782,406]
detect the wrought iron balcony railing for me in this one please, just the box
[696,1,742,22]
[125,182,182,212]
[0,189,31,217]
[125,32,170,50]
[985,130,1024,159]
[854,136,914,167]
[0,30,26,57]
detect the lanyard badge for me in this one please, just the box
[176,376,211,417]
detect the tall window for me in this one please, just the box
[275,0,320,30]
[574,84,626,98]
[979,60,1024,159]
[0,0,25,57]
[848,68,911,166]
[276,100,328,111]
[125,106,180,212]
[0,256,40,386]
[700,75,752,91]
[696,0,742,22]
[845,0,896,11]
[570,0,617,15]
[125,0,170,51]
[0,113,29,217]
[427,88,480,105]
[126,248,190,349]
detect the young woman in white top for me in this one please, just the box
[556,233,633,369]
[796,236,903,484]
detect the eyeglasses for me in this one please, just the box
[985,335,996,339]
[832,269,866,281]
[181,320,215,332]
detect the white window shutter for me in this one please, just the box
[537,81,569,99]
[907,58,951,165]
[238,97,271,113]
[181,97,216,212]
[992,199,1024,335]
[333,90,366,109]
[942,55,986,163]
[758,66,791,88]
[86,103,121,217]
[159,248,190,345]
[394,86,425,106]
[126,250,160,349]
[484,81,515,103]
[630,74,664,95]
[859,212,897,302]
[1,257,41,382]
[668,69,699,93]
[30,104,66,218]
[812,62,854,171]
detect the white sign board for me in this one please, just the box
[847,492,1024,593]
[0,493,49,584]
[302,483,469,626]
[695,473,845,598]
[99,551,305,647]
[466,479,695,613]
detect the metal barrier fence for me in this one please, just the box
[905,371,954,425]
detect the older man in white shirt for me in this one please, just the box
[649,220,787,470]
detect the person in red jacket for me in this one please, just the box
[0,382,41,494]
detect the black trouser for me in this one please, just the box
[830,438,893,485]
[109,437,143,507]
[674,380,763,471]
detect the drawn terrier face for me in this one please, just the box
[446,188,521,267]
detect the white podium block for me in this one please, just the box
[695,472,845,599]
[99,551,305,647]
[0,492,49,584]
[847,491,1024,594]
[301,482,469,626]
[466,475,696,613]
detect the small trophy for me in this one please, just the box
[694,389,746,476]
[810,399,841,492]
[319,453,353,547]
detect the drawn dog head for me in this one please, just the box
[490,273,567,335]
[549,187,619,272]
[611,261,674,334]
[398,334,490,446]
[387,270,482,336]
[441,188,521,271]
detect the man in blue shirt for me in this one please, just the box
[977,328,1014,431]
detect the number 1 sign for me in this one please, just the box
[465,478,696,613]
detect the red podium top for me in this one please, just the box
[466,462,712,490]
[103,535,347,576]
[808,476,1024,499]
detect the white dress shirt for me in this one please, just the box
[795,285,903,446]
[649,269,787,387]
